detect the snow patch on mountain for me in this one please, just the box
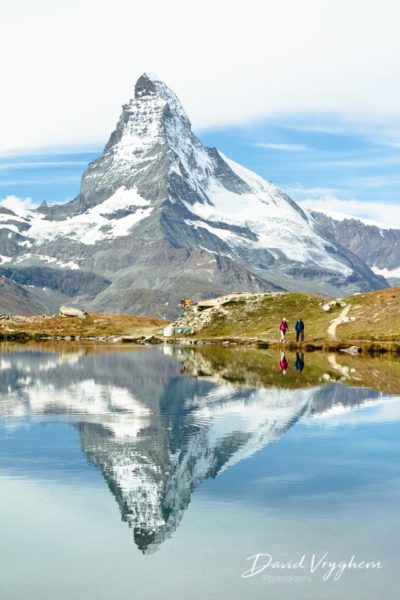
[0,255,13,265]
[0,186,153,246]
[30,192,153,245]
[14,253,80,270]
[184,155,353,275]
[0,211,27,225]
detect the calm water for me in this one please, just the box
[0,345,399,600]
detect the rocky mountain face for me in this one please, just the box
[0,74,387,317]
[310,210,400,285]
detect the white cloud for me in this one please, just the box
[0,148,98,158]
[310,156,400,170]
[0,195,36,212]
[285,121,400,148]
[252,143,309,152]
[342,175,400,189]
[0,176,80,187]
[285,185,344,198]
[0,161,88,171]
[2,0,400,152]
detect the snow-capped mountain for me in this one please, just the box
[310,210,400,285]
[0,74,386,316]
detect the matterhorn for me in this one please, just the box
[0,73,385,316]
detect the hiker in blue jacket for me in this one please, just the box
[295,318,305,342]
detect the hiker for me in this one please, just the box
[295,352,305,373]
[279,318,289,342]
[279,351,288,374]
[295,318,305,342]
[179,298,191,314]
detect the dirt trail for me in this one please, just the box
[327,305,350,339]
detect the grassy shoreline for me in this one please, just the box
[1,288,400,353]
[0,331,399,355]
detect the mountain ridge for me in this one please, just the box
[310,209,400,284]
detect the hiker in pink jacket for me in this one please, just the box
[279,318,289,342]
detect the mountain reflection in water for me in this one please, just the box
[0,344,399,553]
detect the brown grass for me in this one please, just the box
[0,312,167,339]
[337,288,400,342]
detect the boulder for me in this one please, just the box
[59,305,87,319]
[197,298,220,310]
[322,298,347,312]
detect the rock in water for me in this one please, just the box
[339,346,362,355]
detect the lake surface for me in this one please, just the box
[0,344,399,599]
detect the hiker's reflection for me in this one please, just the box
[279,351,288,375]
[295,352,305,373]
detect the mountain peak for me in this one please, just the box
[133,73,191,127]
[134,72,160,98]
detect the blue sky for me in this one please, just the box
[2,0,400,225]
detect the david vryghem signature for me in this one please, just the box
[242,552,383,582]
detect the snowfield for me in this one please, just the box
[0,186,154,250]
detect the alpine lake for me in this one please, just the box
[1,343,399,600]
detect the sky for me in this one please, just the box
[1,0,400,225]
